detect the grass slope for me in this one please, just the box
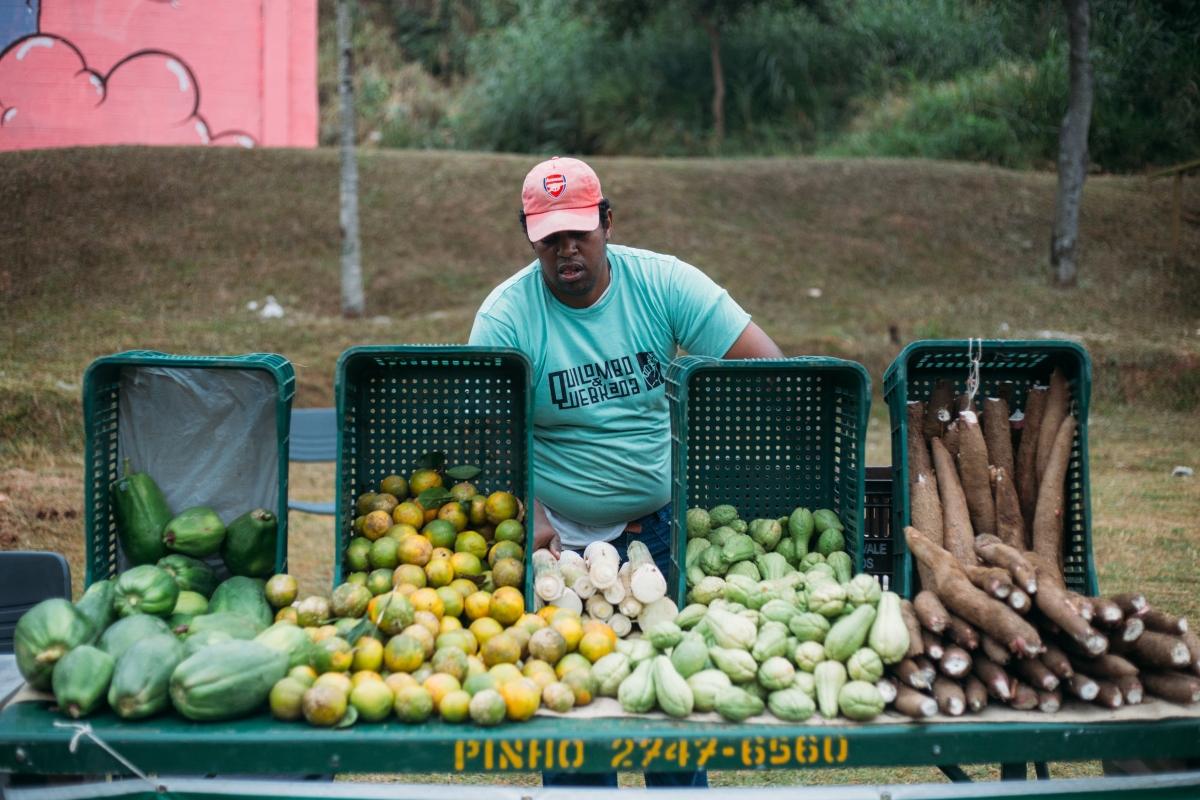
[1,148,1198,783]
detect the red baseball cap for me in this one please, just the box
[521,156,603,242]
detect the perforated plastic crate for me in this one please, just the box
[333,347,534,591]
[667,356,871,607]
[883,339,1096,598]
[82,351,295,585]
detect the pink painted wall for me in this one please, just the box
[0,0,317,150]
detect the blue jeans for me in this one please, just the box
[544,504,708,789]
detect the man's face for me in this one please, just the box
[531,213,611,308]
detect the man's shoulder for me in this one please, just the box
[477,263,541,318]
[610,244,680,273]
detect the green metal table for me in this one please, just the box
[1,699,1198,779]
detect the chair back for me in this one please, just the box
[290,408,337,462]
[0,551,72,654]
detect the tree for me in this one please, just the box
[338,0,365,317]
[588,0,819,151]
[1050,0,1093,287]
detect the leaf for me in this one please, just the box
[446,464,481,481]
[416,451,446,471]
[418,487,453,509]
[341,617,378,646]
[335,704,359,728]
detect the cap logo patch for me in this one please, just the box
[543,173,566,198]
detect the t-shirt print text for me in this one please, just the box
[549,351,663,410]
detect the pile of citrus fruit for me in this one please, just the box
[267,568,618,727]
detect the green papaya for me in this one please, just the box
[113,564,180,618]
[173,591,209,617]
[14,599,94,690]
[182,629,234,657]
[169,640,288,720]
[98,614,173,660]
[157,554,219,597]
[221,509,278,578]
[52,645,114,718]
[108,635,185,719]
[110,459,172,565]
[163,506,225,558]
[75,579,116,641]
[208,576,272,629]
[255,622,314,669]
[183,611,263,640]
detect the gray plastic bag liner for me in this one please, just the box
[117,366,279,569]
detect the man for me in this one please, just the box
[468,156,783,788]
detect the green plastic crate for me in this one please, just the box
[333,347,534,592]
[667,356,871,607]
[883,339,1096,599]
[83,351,295,586]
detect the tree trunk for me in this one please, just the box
[338,0,365,317]
[1050,0,1092,288]
[702,17,725,151]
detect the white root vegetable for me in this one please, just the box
[554,588,583,615]
[608,613,633,638]
[532,549,557,570]
[619,595,644,618]
[573,576,597,600]
[534,552,565,602]
[631,564,668,604]
[637,597,679,631]
[558,549,585,569]
[560,560,588,588]
[589,561,619,590]
[627,540,655,571]
[586,594,614,620]
[584,540,620,566]
[603,580,627,605]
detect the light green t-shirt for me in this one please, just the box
[468,244,750,526]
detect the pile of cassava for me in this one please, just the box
[893,370,1200,717]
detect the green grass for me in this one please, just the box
[1,146,1198,789]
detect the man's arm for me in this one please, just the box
[722,321,784,359]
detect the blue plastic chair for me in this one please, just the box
[288,408,337,516]
[0,551,71,654]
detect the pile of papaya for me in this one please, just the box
[112,458,278,578]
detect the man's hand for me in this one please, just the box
[532,499,560,556]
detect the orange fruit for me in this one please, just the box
[582,619,617,642]
[515,613,547,635]
[410,587,445,619]
[422,520,458,550]
[392,501,425,528]
[314,671,353,695]
[392,564,426,589]
[577,630,615,663]
[439,615,463,635]
[402,623,436,658]
[494,519,525,544]
[380,474,409,500]
[449,578,478,598]
[487,662,523,686]
[413,611,440,641]
[464,591,493,621]
[362,510,393,541]
[436,586,464,618]
[480,632,521,667]
[550,616,584,652]
[449,482,477,503]
[409,469,444,495]
[488,540,524,567]
[397,535,432,567]
[423,672,462,706]
[449,552,483,578]
[554,653,591,681]
[498,677,540,721]
[522,659,557,690]
[351,669,383,688]
[350,678,394,723]
[468,617,503,647]
[352,636,385,673]
[537,604,560,623]
[560,667,596,706]
[439,688,471,723]
[437,502,469,532]
[383,634,425,673]
[386,523,419,542]
[527,627,568,664]
[468,496,488,528]
[369,493,399,515]
[489,586,525,626]
[430,547,453,561]
[393,685,434,723]
[485,491,519,525]
[437,629,478,656]
[454,531,489,560]
[385,671,418,695]
[491,557,524,588]
[424,558,454,588]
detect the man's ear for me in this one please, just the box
[603,209,613,240]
